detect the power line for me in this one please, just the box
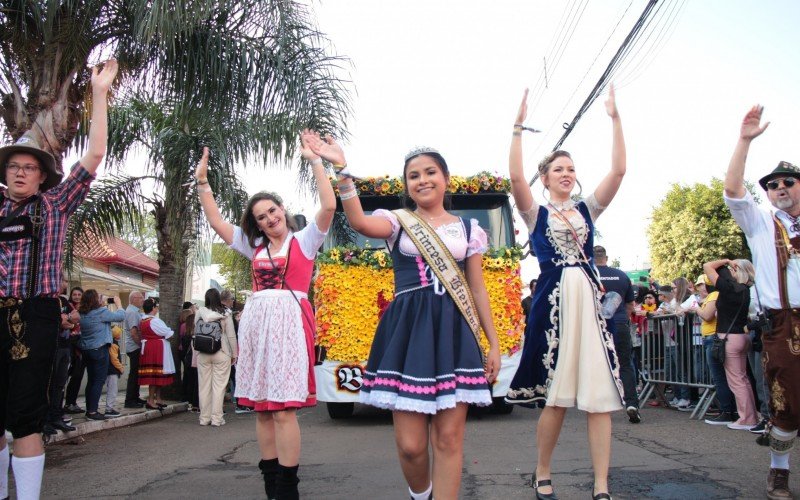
[529,0,591,116]
[530,0,635,160]
[528,0,662,186]
[615,0,688,89]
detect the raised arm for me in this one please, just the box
[703,258,731,287]
[509,89,535,212]
[305,132,393,239]
[592,85,626,207]
[300,130,337,233]
[725,105,770,199]
[196,147,235,245]
[80,60,118,175]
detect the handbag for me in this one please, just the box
[710,283,747,365]
[710,334,727,364]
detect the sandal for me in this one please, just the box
[533,472,558,500]
[592,485,612,499]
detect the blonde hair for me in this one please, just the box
[733,259,756,286]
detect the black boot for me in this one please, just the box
[275,464,300,500]
[258,458,279,499]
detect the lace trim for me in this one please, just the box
[542,281,562,393]
[361,390,491,414]
[518,204,539,234]
[584,194,606,221]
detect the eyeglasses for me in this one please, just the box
[766,177,797,190]
[6,163,40,175]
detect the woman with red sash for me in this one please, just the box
[195,131,335,500]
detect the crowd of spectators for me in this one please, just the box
[625,261,770,433]
[44,287,246,434]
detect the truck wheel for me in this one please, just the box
[326,402,355,419]
[491,397,514,415]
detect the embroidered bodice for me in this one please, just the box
[523,201,597,273]
[372,210,488,296]
[547,210,589,265]
[229,222,327,294]
[251,237,315,293]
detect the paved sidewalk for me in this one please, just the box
[42,388,189,444]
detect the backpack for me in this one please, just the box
[193,317,223,354]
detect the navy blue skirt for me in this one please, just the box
[360,286,492,414]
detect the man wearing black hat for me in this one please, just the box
[0,60,117,499]
[724,105,800,500]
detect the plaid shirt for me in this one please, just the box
[0,162,94,298]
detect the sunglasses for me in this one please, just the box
[766,177,797,190]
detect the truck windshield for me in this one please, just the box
[324,194,514,250]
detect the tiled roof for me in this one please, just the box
[76,235,159,276]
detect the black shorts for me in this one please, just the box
[0,297,59,438]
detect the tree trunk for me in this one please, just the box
[153,201,189,401]
[1,61,86,164]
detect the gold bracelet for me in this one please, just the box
[197,179,209,185]
[332,163,347,171]
[512,131,522,137]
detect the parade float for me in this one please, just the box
[313,172,525,418]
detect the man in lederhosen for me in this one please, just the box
[724,105,800,500]
[0,60,116,499]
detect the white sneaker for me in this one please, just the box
[675,399,690,409]
[668,397,679,406]
[727,421,756,430]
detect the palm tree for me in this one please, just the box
[0,1,350,153]
[2,1,351,393]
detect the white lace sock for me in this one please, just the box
[0,445,8,498]
[409,482,432,500]
[11,454,44,500]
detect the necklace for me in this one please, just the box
[548,198,575,211]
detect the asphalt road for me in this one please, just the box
[39,402,795,499]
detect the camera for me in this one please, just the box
[744,312,771,335]
[745,312,772,353]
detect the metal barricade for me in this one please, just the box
[638,312,716,419]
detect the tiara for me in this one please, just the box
[404,146,440,162]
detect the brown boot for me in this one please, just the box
[767,468,792,499]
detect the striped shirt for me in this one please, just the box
[0,162,94,298]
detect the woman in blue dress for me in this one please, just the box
[505,86,627,500]
[305,132,501,500]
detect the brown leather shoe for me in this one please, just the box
[767,468,792,499]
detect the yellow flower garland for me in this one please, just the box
[315,252,524,363]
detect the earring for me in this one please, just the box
[575,180,583,197]
[541,185,551,205]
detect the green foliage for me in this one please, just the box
[119,212,159,259]
[211,243,251,293]
[647,178,753,282]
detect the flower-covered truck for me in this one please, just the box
[313,172,525,418]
